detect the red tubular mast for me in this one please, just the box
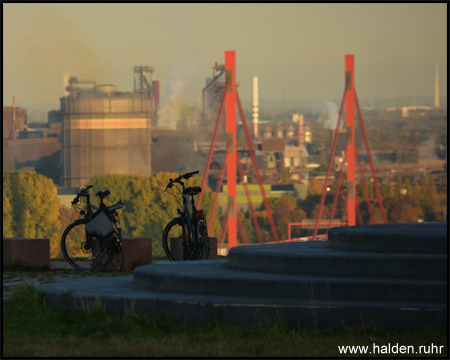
[345,54,356,227]
[225,51,237,249]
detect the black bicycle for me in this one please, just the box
[61,185,125,272]
[162,171,210,261]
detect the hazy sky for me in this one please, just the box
[3,3,447,109]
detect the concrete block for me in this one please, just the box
[170,237,183,261]
[3,238,50,270]
[120,237,152,271]
[170,237,218,261]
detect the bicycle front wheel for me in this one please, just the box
[106,232,125,271]
[162,218,195,261]
[61,220,110,272]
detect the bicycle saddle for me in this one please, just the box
[96,189,111,199]
[184,186,202,196]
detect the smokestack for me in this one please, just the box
[298,114,305,149]
[252,76,259,137]
[434,60,439,107]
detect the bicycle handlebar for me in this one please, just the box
[164,171,199,192]
[71,185,93,205]
[181,170,199,179]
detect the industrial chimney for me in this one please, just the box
[296,114,308,165]
[252,76,259,138]
[434,60,439,107]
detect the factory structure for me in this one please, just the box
[2,61,446,199]
[3,97,61,182]
[59,67,155,189]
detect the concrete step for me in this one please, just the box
[41,275,447,328]
[328,222,447,254]
[133,259,447,305]
[38,222,448,328]
[228,241,447,280]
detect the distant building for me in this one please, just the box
[2,106,61,184]
[60,79,153,189]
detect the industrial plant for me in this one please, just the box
[59,69,155,189]
[2,59,447,213]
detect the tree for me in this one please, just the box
[291,207,307,238]
[395,176,403,197]
[2,180,14,238]
[404,178,412,196]
[415,176,442,221]
[382,179,394,198]
[3,170,61,256]
[53,207,79,258]
[309,203,331,223]
[272,197,295,239]
[388,195,423,223]
[307,179,324,196]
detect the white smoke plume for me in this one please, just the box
[418,137,438,160]
[323,101,339,130]
[157,58,196,129]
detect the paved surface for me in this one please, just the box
[3,260,167,300]
[37,223,447,328]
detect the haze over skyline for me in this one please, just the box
[3,3,447,111]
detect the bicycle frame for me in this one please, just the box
[74,190,98,220]
[182,192,197,243]
[75,187,122,252]
[163,170,209,261]
[176,182,204,260]
[63,185,125,272]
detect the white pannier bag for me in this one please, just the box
[86,210,114,239]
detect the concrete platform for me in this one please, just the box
[228,241,446,280]
[328,222,447,254]
[41,274,445,328]
[40,222,447,328]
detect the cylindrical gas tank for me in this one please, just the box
[94,84,117,94]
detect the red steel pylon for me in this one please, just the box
[345,55,356,227]
[198,51,279,251]
[225,51,237,249]
[313,54,388,239]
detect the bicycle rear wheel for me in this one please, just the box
[163,218,197,261]
[106,232,125,271]
[61,220,110,272]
